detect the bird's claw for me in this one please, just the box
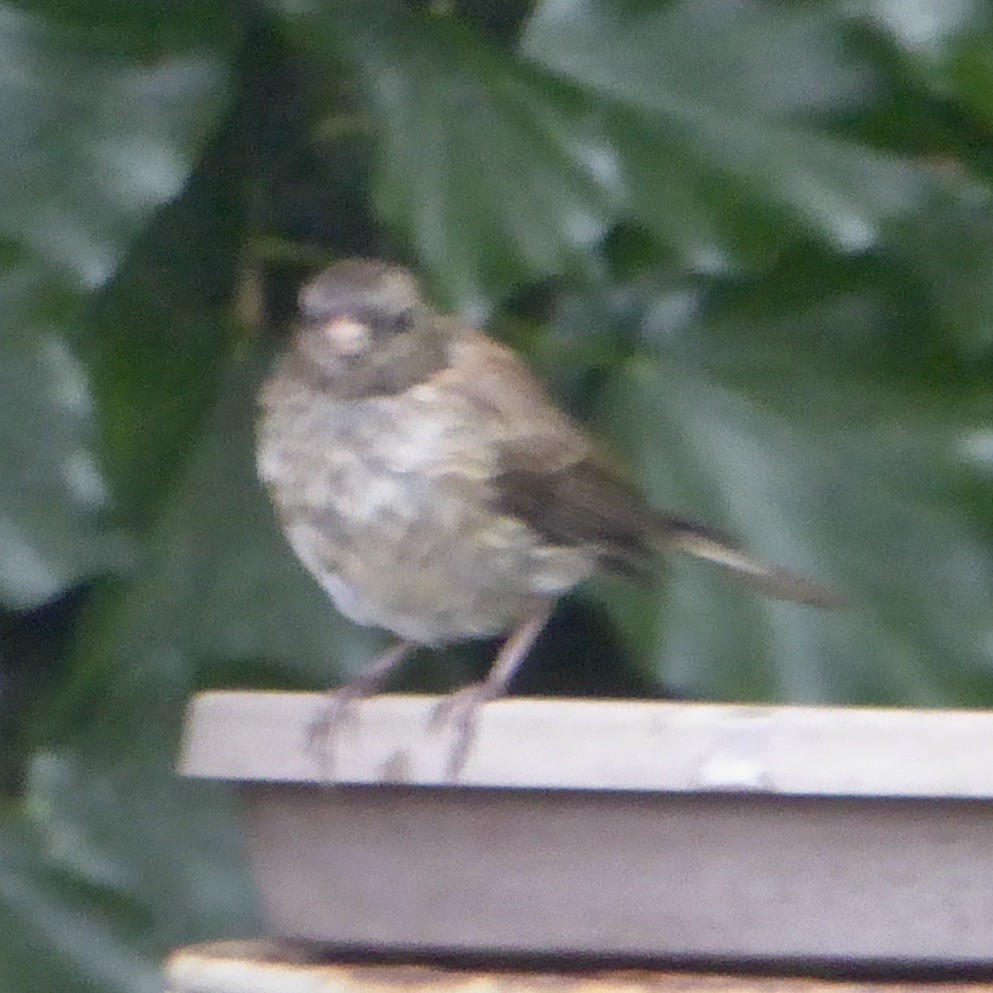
[430,681,499,778]
[305,686,366,772]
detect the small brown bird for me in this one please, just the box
[257,260,835,771]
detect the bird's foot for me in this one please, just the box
[429,603,555,778]
[430,680,503,779]
[305,640,414,774]
[305,684,367,774]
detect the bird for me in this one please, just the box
[256,259,837,773]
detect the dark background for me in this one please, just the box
[4,1,993,990]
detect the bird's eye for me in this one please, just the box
[391,309,414,334]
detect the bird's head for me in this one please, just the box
[294,259,424,369]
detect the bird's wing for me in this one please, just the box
[434,331,686,573]
[436,332,837,606]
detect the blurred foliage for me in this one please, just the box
[3,0,993,989]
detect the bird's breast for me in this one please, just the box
[256,383,594,644]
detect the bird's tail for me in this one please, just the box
[657,515,840,608]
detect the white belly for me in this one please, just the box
[258,386,595,645]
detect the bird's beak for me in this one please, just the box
[322,315,371,356]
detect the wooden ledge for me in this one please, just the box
[165,941,993,993]
[179,691,993,795]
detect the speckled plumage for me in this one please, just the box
[257,260,835,748]
[258,324,599,645]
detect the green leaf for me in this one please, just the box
[25,749,261,949]
[578,266,993,705]
[0,3,231,603]
[0,4,228,288]
[888,186,993,352]
[861,0,993,129]
[0,808,161,993]
[522,0,930,262]
[294,1,616,306]
[284,0,942,290]
[0,263,128,608]
[523,0,867,120]
[15,0,238,60]
[81,164,244,530]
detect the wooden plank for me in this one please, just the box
[180,691,993,796]
[165,941,993,993]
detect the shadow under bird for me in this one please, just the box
[257,260,837,773]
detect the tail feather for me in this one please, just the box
[658,516,841,608]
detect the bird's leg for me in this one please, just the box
[307,640,414,759]
[432,600,555,778]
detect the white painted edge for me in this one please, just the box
[177,692,993,797]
